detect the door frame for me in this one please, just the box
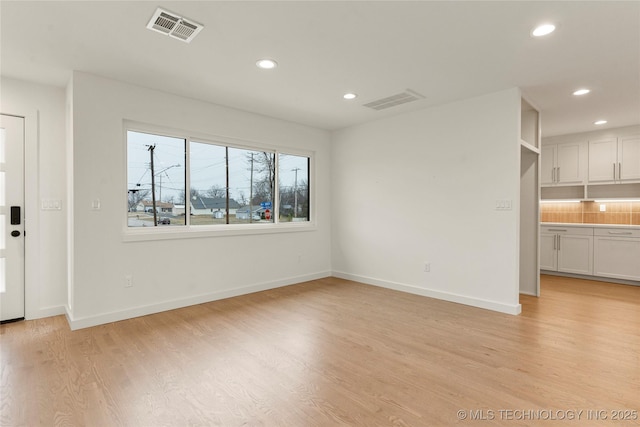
[22,109,42,320]
[3,87,68,321]
[1,109,40,320]
[1,114,26,321]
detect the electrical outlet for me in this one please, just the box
[424,263,431,273]
[125,275,133,288]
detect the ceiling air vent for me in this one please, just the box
[363,89,425,111]
[147,8,203,43]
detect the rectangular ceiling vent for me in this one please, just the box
[147,8,203,43]
[363,89,425,111]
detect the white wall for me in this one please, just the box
[2,73,524,326]
[331,88,522,314]
[0,78,68,319]
[67,72,332,328]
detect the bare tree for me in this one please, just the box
[248,152,275,204]
[279,179,309,218]
[128,189,150,212]
[297,178,310,218]
[236,190,248,206]
[205,185,226,199]
[178,188,201,204]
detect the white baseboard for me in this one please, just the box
[519,291,538,297]
[26,305,67,320]
[541,270,640,287]
[333,271,522,315]
[66,270,332,330]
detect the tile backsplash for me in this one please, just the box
[541,201,640,225]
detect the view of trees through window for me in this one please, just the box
[127,131,185,227]
[278,153,309,222]
[127,130,310,227]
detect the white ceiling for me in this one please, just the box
[1,1,639,136]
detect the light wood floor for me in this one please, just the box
[1,275,639,426]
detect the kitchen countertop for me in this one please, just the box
[541,222,640,230]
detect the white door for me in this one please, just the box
[0,114,25,322]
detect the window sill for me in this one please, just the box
[122,221,317,242]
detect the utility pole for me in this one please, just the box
[225,146,230,224]
[249,153,254,223]
[155,164,179,208]
[292,167,300,218]
[147,144,158,226]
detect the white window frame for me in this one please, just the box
[123,121,316,242]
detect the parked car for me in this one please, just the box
[157,217,171,225]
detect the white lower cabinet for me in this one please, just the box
[540,232,558,271]
[540,226,593,275]
[593,228,640,281]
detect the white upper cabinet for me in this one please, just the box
[541,146,555,185]
[619,135,640,181]
[589,135,640,183]
[541,126,640,200]
[589,138,620,182]
[541,142,586,186]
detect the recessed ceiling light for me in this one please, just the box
[256,59,277,69]
[532,24,556,37]
[573,89,590,96]
[594,120,607,125]
[343,93,357,100]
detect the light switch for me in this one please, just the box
[92,199,101,210]
[41,199,62,210]
[495,199,513,211]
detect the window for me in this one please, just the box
[278,154,309,222]
[126,126,311,232]
[127,131,185,227]
[189,142,275,225]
